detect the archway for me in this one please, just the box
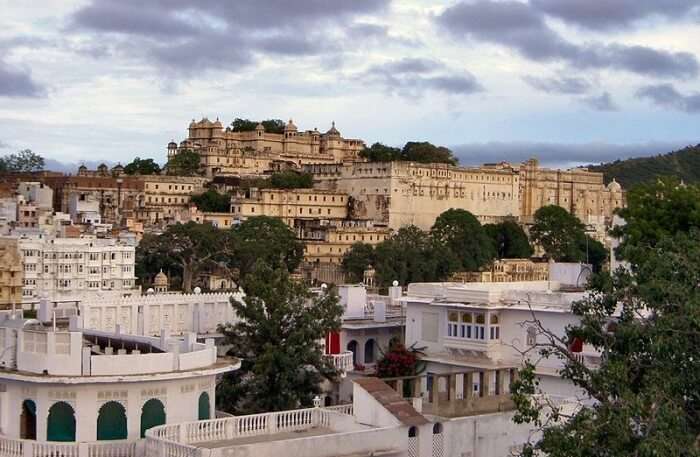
[347,340,358,365]
[47,402,76,442]
[20,400,36,440]
[97,401,127,440]
[140,399,166,438]
[198,393,210,421]
[364,339,376,364]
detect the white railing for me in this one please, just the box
[0,436,139,457]
[146,408,334,449]
[325,351,353,373]
[322,404,353,416]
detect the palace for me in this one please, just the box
[169,118,365,177]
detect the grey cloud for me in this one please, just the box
[532,0,699,31]
[581,92,618,111]
[437,1,699,79]
[636,84,700,113]
[0,140,10,149]
[522,74,591,94]
[0,61,45,98]
[451,140,693,168]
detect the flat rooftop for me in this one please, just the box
[196,426,333,448]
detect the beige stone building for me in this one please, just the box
[451,259,549,283]
[169,118,365,177]
[306,159,624,230]
[302,221,392,264]
[0,239,23,308]
[139,175,209,224]
[230,188,349,227]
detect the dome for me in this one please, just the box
[189,119,196,128]
[78,165,87,171]
[112,163,124,171]
[255,123,265,131]
[213,117,223,128]
[326,121,340,136]
[607,179,621,192]
[285,119,298,131]
[154,269,168,286]
[168,140,177,148]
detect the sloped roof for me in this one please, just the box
[354,377,428,426]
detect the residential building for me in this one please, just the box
[0,239,23,308]
[170,118,365,177]
[302,221,392,264]
[138,175,209,224]
[450,259,549,283]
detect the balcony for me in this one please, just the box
[0,435,140,457]
[325,351,354,376]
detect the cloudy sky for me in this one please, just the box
[1,0,699,169]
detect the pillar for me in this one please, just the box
[463,372,473,401]
[496,370,506,396]
[484,370,494,396]
[431,375,440,407]
[396,379,404,398]
[448,374,457,401]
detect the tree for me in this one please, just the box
[374,225,459,287]
[529,205,587,262]
[136,222,234,292]
[135,233,183,289]
[485,220,533,259]
[360,143,402,162]
[376,341,426,379]
[401,142,458,165]
[191,189,231,212]
[124,157,161,175]
[341,243,375,283]
[269,171,313,189]
[576,235,608,273]
[511,228,700,457]
[230,118,286,134]
[1,149,44,172]
[167,149,200,176]
[230,216,304,281]
[217,262,343,414]
[431,209,496,271]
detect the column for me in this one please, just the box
[496,370,506,396]
[448,374,457,401]
[431,375,440,407]
[463,372,473,401]
[484,370,494,396]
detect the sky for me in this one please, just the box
[0,0,699,170]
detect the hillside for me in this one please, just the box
[589,144,700,188]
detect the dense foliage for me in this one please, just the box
[376,341,426,379]
[512,181,700,457]
[217,262,343,414]
[123,157,161,175]
[431,209,496,271]
[589,143,700,187]
[269,170,313,189]
[167,149,201,176]
[191,189,231,212]
[360,141,458,165]
[230,216,304,282]
[484,220,533,259]
[0,149,44,173]
[341,242,375,283]
[230,118,286,134]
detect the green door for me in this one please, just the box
[97,401,127,440]
[47,402,76,442]
[198,392,210,420]
[140,399,166,438]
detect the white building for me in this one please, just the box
[0,307,238,452]
[17,182,53,211]
[10,234,138,304]
[68,193,102,225]
[401,277,603,400]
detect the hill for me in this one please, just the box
[589,144,700,188]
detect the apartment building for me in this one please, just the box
[0,238,23,308]
[302,221,392,264]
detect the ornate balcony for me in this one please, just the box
[325,351,354,376]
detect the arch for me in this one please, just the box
[408,426,418,438]
[47,402,76,442]
[20,399,37,440]
[198,392,211,421]
[347,340,358,365]
[97,401,127,440]
[432,422,443,434]
[324,396,332,407]
[140,399,166,438]
[364,339,376,364]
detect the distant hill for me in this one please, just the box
[589,144,700,188]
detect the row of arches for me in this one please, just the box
[346,339,376,365]
[19,393,210,442]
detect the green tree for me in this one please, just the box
[576,235,608,273]
[529,205,587,262]
[341,243,375,283]
[484,220,533,259]
[512,228,700,457]
[136,222,234,292]
[1,149,44,172]
[360,143,402,162]
[135,233,183,289]
[401,142,458,165]
[217,262,343,414]
[124,157,161,175]
[191,189,231,212]
[374,225,459,287]
[269,171,313,189]
[230,216,304,281]
[230,118,285,134]
[167,149,201,176]
[431,209,496,271]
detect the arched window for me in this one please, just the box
[140,399,166,438]
[347,340,358,365]
[408,426,418,438]
[20,399,36,440]
[198,392,211,421]
[47,402,76,442]
[97,401,127,440]
[433,422,443,434]
[364,339,376,364]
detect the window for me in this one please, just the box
[489,314,500,340]
[526,326,537,346]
